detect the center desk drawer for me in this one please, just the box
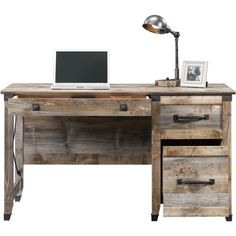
[7,98,151,116]
[163,146,229,217]
[160,96,223,139]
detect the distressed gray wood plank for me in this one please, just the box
[23,116,151,164]
[161,128,223,139]
[164,206,229,217]
[8,98,151,116]
[1,83,235,97]
[164,193,228,206]
[4,102,14,215]
[222,101,232,217]
[163,156,228,193]
[160,105,222,129]
[163,146,229,217]
[13,179,21,199]
[24,153,151,164]
[160,96,222,105]
[151,100,161,215]
[163,146,228,157]
[15,116,24,199]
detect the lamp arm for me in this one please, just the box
[169,29,180,80]
[174,31,180,80]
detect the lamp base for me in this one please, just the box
[155,78,180,87]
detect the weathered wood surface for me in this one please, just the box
[163,206,229,217]
[151,101,161,215]
[160,96,222,105]
[160,100,223,140]
[4,102,14,215]
[164,193,228,206]
[163,146,228,157]
[15,116,24,198]
[8,98,151,116]
[160,105,222,129]
[13,179,21,199]
[23,116,151,164]
[161,128,222,139]
[24,153,150,164]
[222,101,232,217]
[1,83,235,97]
[163,146,229,217]
[163,157,228,193]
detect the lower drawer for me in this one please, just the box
[163,146,229,217]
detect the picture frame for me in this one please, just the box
[180,61,208,88]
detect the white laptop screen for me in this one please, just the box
[55,51,107,83]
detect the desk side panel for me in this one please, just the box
[23,116,151,164]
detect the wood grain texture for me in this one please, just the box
[160,105,222,129]
[164,206,229,217]
[164,193,228,206]
[222,101,232,216]
[160,96,222,105]
[13,179,21,199]
[24,153,150,164]
[163,146,228,157]
[23,116,151,164]
[151,101,161,215]
[15,116,24,198]
[4,102,14,214]
[163,157,228,193]
[161,128,222,139]
[163,146,229,217]
[1,83,235,97]
[8,98,151,117]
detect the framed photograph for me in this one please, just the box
[180,61,208,87]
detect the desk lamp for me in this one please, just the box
[143,15,180,87]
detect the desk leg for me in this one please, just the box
[15,116,24,202]
[151,100,161,221]
[4,102,14,221]
[222,101,232,221]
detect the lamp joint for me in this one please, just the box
[171,31,180,38]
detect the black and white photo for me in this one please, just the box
[181,61,208,87]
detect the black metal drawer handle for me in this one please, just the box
[173,114,209,123]
[120,104,128,112]
[177,179,215,185]
[32,104,40,111]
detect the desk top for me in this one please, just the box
[1,83,235,97]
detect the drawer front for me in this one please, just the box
[160,105,222,139]
[163,146,229,217]
[7,98,151,116]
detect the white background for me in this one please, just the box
[0,0,235,235]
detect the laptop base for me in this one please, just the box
[51,84,110,90]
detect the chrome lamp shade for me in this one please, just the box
[143,15,170,34]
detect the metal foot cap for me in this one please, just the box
[151,214,159,221]
[4,213,12,221]
[15,195,22,202]
[225,215,232,222]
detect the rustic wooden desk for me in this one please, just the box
[1,83,235,221]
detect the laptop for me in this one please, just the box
[51,51,110,89]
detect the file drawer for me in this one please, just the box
[163,146,229,217]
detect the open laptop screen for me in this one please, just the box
[55,51,107,83]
